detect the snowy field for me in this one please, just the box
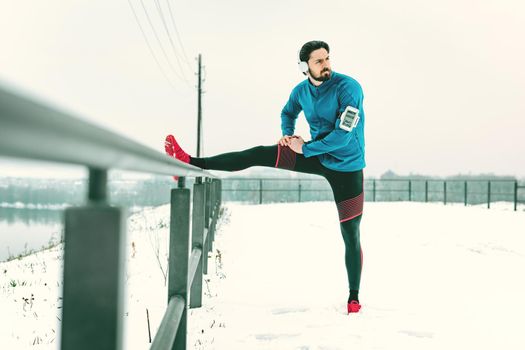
[1,201,525,349]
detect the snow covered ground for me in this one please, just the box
[1,201,525,349]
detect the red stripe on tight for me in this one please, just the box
[338,191,364,223]
[274,144,282,167]
[275,144,296,170]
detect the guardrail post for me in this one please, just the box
[216,179,221,209]
[203,179,211,275]
[425,180,428,203]
[515,180,518,212]
[168,187,191,350]
[408,180,412,202]
[204,178,211,229]
[298,181,302,203]
[464,181,468,206]
[61,168,125,350]
[373,179,376,202]
[214,179,220,226]
[209,179,216,252]
[216,179,220,211]
[211,179,221,242]
[216,179,221,208]
[190,181,206,309]
[219,179,222,208]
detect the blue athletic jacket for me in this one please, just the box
[281,71,366,172]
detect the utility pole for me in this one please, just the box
[195,54,203,185]
[197,54,203,158]
[177,55,204,189]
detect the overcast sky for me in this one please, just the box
[1,0,524,178]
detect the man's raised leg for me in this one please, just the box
[165,135,324,175]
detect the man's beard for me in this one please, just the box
[310,68,332,82]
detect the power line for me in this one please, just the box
[165,0,194,73]
[138,0,189,85]
[126,0,178,90]
[152,0,190,82]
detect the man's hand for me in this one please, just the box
[278,135,295,147]
[289,135,304,154]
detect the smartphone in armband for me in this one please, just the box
[339,105,360,132]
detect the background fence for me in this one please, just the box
[220,177,525,211]
[3,176,524,211]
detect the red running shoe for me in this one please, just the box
[165,135,190,163]
[347,300,361,313]
[165,134,190,180]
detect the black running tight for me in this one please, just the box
[190,144,364,292]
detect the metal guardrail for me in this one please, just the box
[0,83,221,350]
[0,84,211,178]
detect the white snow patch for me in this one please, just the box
[1,202,525,349]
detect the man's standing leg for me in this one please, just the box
[326,169,364,313]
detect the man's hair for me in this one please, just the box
[299,40,330,63]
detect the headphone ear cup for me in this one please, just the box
[298,61,308,74]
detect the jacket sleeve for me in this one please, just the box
[302,81,364,157]
[280,88,302,136]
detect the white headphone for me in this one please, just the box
[297,49,308,75]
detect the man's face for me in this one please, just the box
[307,48,331,82]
